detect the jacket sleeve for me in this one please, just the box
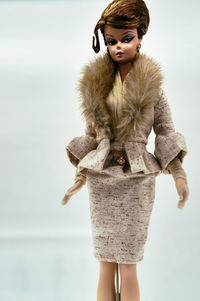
[65,122,98,167]
[153,89,188,174]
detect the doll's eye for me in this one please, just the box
[107,36,134,45]
[107,39,116,45]
[123,36,134,43]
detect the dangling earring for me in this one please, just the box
[137,43,141,53]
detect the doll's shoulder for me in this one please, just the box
[154,87,168,107]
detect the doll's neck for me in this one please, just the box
[118,62,132,84]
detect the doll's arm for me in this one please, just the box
[65,134,98,168]
[153,89,189,209]
[62,124,98,206]
[66,148,79,167]
[166,156,189,209]
[166,157,188,185]
[61,169,87,205]
[153,89,188,173]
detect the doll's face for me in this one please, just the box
[104,25,142,63]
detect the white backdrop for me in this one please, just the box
[0,0,199,300]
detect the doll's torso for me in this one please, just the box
[78,51,163,143]
[105,67,154,143]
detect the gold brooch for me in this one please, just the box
[117,155,126,165]
[111,150,126,166]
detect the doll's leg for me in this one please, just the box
[97,261,116,301]
[119,263,140,301]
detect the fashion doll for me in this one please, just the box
[61,0,190,300]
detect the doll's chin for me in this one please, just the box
[113,55,137,64]
[113,57,127,63]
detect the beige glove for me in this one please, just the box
[166,157,189,210]
[61,170,86,205]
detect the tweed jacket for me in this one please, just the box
[66,51,188,178]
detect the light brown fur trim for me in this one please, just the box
[77,51,163,142]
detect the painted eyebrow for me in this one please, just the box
[105,31,134,37]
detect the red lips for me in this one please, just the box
[116,52,123,55]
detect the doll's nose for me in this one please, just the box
[116,41,122,49]
[116,44,122,49]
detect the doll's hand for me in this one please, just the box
[61,172,87,206]
[61,181,84,205]
[175,178,190,210]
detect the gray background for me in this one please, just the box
[0,0,199,300]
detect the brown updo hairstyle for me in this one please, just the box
[92,0,150,53]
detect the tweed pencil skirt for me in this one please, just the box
[85,141,157,264]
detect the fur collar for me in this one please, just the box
[77,51,163,143]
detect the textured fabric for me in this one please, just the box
[66,135,98,169]
[72,138,162,178]
[77,51,164,142]
[84,139,157,263]
[86,162,156,264]
[65,56,188,264]
[74,51,188,173]
[66,78,188,179]
[83,72,157,263]
[153,89,188,172]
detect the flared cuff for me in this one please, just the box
[66,135,98,167]
[154,132,188,172]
